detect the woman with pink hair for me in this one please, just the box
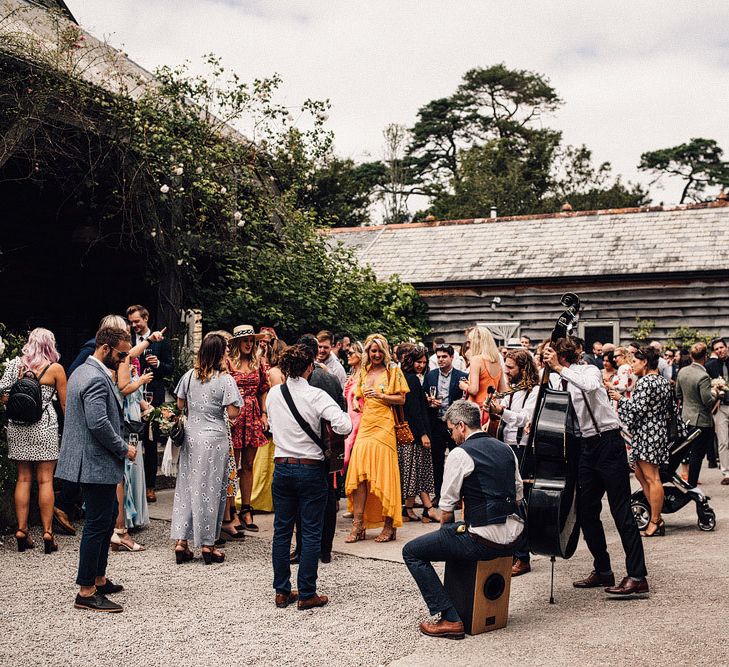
[0,328,67,553]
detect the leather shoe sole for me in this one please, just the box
[419,621,465,640]
[573,572,615,588]
[74,594,123,613]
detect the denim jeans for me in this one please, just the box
[272,462,328,600]
[402,523,520,619]
[77,483,118,587]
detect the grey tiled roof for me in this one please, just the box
[326,203,729,285]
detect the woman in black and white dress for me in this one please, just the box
[612,346,677,538]
[0,328,66,553]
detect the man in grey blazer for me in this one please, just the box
[56,327,136,613]
[675,342,715,488]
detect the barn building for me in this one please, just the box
[327,200,729,350]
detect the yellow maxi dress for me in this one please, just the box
[345,366,409,529]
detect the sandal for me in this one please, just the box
[641,518,665,537]
[43,531,58,554]
[174,540,194,565]
[238,505,259,533]
[110,528,146,552]
[344,516,366,543]
[402,507,419,522]
[374,525,397,543]
[201,545,225,565]
[221,524,246,540]
[422,506,439,523]
[15,529,35,552]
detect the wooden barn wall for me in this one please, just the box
[419,278,729,345]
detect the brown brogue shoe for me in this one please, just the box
[297,593,329,610]
[721,477,729,485]
[419,619,465,640]
[605,577,649,597]
[512,558,531,577]
[275,590,299,608]
[146,489,157,503]
[573,571,615,588]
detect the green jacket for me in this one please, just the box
[675,363,715,428]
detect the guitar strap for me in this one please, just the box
[280,383,326,453]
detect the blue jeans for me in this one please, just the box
[402,523,520,619]
[77,483,118,587]
[272,462,328,600]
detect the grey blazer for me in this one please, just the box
[55,357,129,485]
[675,363,715,428]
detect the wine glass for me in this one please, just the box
[143,391,154,405]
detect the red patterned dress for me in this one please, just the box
[228,362,270,449]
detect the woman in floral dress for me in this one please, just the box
[227,325,270,532]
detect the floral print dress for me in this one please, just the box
[228,363,270,449]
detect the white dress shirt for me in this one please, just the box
[500,387,538,447]
[267,376,352,460]
[322,352,347,390]
[439,435,524,545]
[551,364,620,438]
[428,351,467,372]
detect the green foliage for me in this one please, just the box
[629,317,655,342]
[638,138,729,204]
[666,326,718,351]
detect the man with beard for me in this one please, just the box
[56,327,136,613]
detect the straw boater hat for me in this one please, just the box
[231,324,266,340]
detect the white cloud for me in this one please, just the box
[69,0,729,209]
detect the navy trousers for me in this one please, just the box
[77,483,118,587]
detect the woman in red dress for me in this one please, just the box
[228,325,270,532]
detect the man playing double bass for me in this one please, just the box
[543,337,649,596]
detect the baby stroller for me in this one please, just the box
[630,428,716,532]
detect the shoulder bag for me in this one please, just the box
[170,371,193,447]
[393,404,415,447]
[280,383,345,472]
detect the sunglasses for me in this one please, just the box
[112,347,129,360]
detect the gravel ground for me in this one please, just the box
[1,469,728,667]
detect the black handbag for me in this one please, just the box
[171,371,193,447]
[280,383,345,472]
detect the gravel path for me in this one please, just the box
[1,469,728,666]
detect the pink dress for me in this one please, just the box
[343,374,362,468]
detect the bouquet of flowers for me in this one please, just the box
[711,377,728,397]
[146,402,182,436]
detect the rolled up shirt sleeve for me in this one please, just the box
[438,447,473,512]
[559,364,603,393]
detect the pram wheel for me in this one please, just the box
[697,509,716,532]
[631,500,651,531]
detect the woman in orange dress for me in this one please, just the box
[345,334,408,543]
[459,327,507,425]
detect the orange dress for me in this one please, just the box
[345,366,409,529]
[469,355,502,406]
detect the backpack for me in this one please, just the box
[6,362,53,425]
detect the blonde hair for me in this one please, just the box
[615,346,635,366]
[468,326,500,363]
[99,314,128,331]
[228,335,261,371]
[362,333,392,372]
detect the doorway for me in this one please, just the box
[579,320,619,352]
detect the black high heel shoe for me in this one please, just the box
[174,540,194,564]
[16,529,34,552]
[641,518,665,537]
[238,505,259,532]
[201,546,225,565]
[43,532,58,554]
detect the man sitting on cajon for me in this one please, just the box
[402,400,525,639]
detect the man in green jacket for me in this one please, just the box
[676,343,715,488]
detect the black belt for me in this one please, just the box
[274,457,323,466]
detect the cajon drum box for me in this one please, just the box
[443,557,512,634]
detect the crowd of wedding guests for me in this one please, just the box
[2,310,727,611]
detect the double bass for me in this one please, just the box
[523,293,582,561]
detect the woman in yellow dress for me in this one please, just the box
[345,334,408,543]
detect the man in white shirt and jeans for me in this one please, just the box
[266,344,351,611]
[402,400,525,640]
[543,337,648,597]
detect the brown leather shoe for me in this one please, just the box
[53,507,76,536]
[605,577,649,597]
[297,593,329,610]
[419,619,465,640]
[275,590,298,608]
[721,478,729,485]
[512,558,531,577]
[573,571,615,588]
[146,489,157,503]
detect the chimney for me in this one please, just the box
[490,206,497,219]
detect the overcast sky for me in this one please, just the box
[69,0,729,212]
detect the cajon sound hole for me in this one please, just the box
[483,573,505,601]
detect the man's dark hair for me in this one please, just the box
[297,334,319,359]
[570,336,585,351]
[435,344,454,358]
[333,332,349,346]
[553,337,579,364]
[96,326,131,349]
[711,338,727,350]
[280,344,315,378]
[521,335,531,344]
[126,304,149,320]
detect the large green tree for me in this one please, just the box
[638,138,729,203]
